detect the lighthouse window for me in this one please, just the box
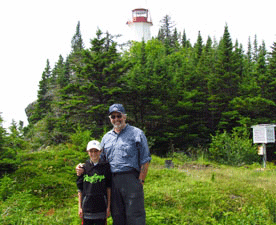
[133,10,147,17]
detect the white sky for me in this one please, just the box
[1,0,276,129]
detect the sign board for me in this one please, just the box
[252,125,276,144]
[258,145,264,155]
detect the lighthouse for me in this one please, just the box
[126,8,153,42]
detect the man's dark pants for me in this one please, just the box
[111,171,145,225]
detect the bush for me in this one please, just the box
[0,147,18,176]
[25,119,51,150]
[70,125,93,151]
[208,129,259,166]
[0,175,14,201]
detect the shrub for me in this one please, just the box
[209,129,259,166]
[70,125,93,151]
[0,175,14,200]
[0,147,18,176]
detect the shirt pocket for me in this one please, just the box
[118,144,132,158]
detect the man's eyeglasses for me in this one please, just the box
[110,114,122,119]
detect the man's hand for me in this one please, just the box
[76,163,84,176]
[139,162,149,185]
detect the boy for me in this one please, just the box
[77,140,111,225]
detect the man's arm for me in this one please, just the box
[139,161,150,185]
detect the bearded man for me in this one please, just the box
[101,104,151,225]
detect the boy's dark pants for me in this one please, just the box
[83,218,106,225]
[111,171,145,225]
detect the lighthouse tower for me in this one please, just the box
[126,8,153,42]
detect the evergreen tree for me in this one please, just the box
[61,29,125,136]
[7,120,26,151]
[256,41,268,97]
[247,36,252,62]
[51,55,64,88]
[208,24,239,131]
[253,35,259,62]
[0,114,6,152]
[69,21,85,83]
[194,31,203,64]
[244,36,255,81]
[268,42,276,79]
[266,41,276,108]
[71,21,84,53]
[0,115,18,175]
[58,57,70,88]
[182,29,188,48]
[157,28,165,43]
[232,41,245,79]
[29,60,51,123]
[171,28,180,49]
[160,15,174,40]
[158,15,176,53]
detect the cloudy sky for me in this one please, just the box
[1,0,275,129]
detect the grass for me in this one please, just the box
[144,157,276,224]
[1,148,276,224]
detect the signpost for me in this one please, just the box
[251,124,276,168]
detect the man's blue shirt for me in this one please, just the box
[101,124,151,173]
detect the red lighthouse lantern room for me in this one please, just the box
[127,8,152,25]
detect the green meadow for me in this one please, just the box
[1,147,276,225]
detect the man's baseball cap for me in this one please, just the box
[86,140,101,151]
[109,104,126,115]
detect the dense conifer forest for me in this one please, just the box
[1,15,276,167]
[21,18,276,155]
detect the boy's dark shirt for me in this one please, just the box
[77,159,111,218]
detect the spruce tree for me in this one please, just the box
[57,57,70,88]
[266,41,276,109]
[160,15,174,40]
[194,31,203,65]
[71,21,84,53]
[52,55,64,88]
[0,114,6,152]
[157,28,165,43]
[158,15,176,53]
[29,60,52,123]
[256,41,268,97]
[182,29,187,48]
[62,29,124,136]
[0,115,17,175]
[268,42,276,79]
[208,24,239,131]
[253,35,259,62]
[171,28,180,49]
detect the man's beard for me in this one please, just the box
[113,121,124,130]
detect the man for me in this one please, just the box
[101,103,151,225]
[76,140,111,225]
[76,103,151,225]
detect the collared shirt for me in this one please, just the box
[101,124,151,173]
